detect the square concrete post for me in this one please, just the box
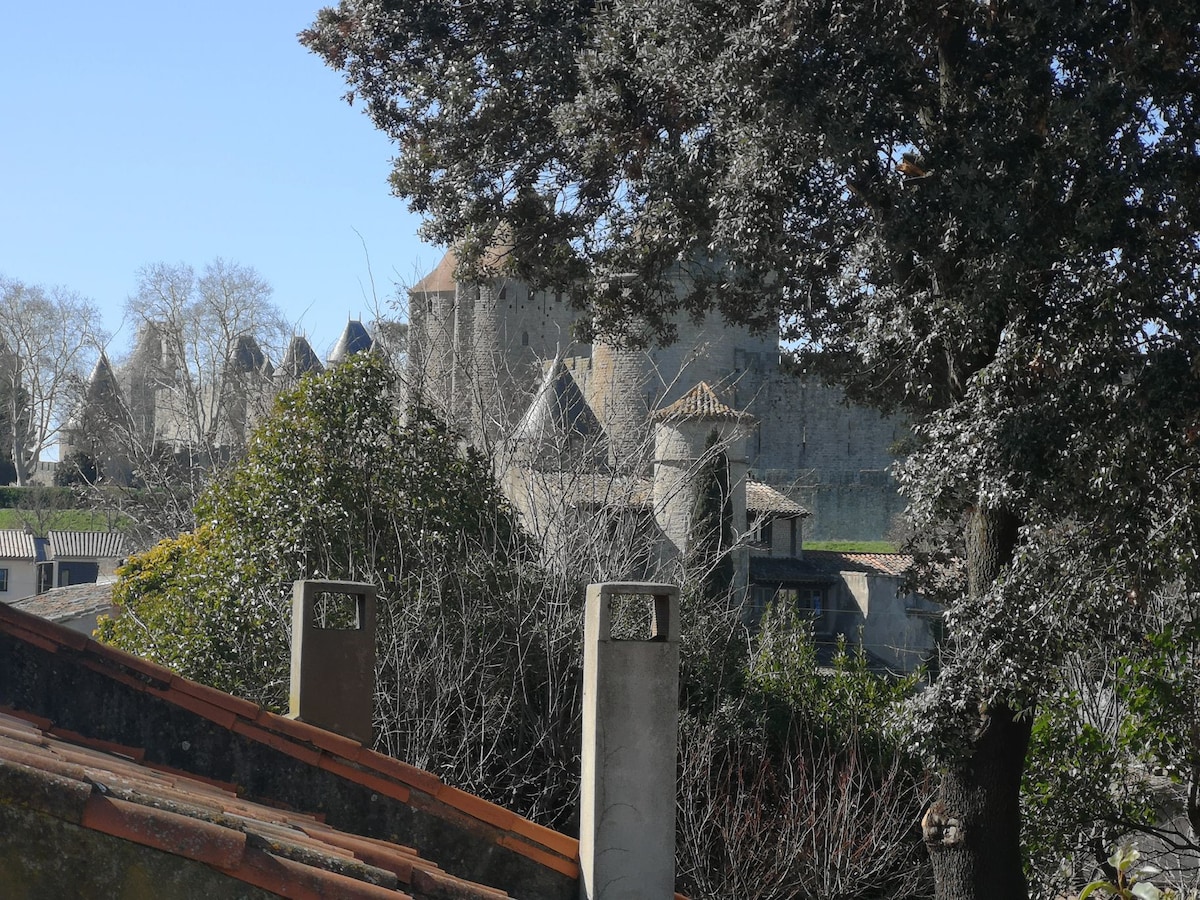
[288,580,376,744]
[580,582,680,900]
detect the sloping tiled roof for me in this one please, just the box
[411,243,517,294]
[750,551,914,583]
[0,602,579,899]
[802,550,915,578]
[10,580,115,622]
[0,529,38,560]
[650,382,754,423]
[47,530,126,560]
[745,481,808,517]
[0,707,518,899]
[411,249,459,294]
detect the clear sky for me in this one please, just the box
[1,1,437,361]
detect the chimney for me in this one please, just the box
[288,580,376,744]
[580,582,679,900]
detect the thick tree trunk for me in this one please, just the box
[925,505,1032,900]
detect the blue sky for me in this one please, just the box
[1,2,437,360]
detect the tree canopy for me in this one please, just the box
[0,276,104,485]
[304,3,1200,897]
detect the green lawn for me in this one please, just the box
[804,540,898,553]
[0,508,119,533]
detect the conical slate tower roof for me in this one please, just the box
[84,353,120,402]
[509,359,605,469]
[278,335,324,379]
[225,335,266,374]
[327,320,373,364]
[66,352,123,431]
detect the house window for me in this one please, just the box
[776,586,824,618]
[750,514,773,548]
[0,568,7,592]
[37,563,52,595]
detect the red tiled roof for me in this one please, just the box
[0,707,514,899]
[0,602,580,898]
[411,243,516,294]
[745,481,808,517]
[650,382,754,423]
[803,550,915,577]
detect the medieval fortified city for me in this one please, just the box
[4,4,1200,900]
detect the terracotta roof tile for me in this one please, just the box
[650,381,754,423]
[0,710,513,899]
[803,550,915,577]
[0,602,579,897]
[745,481,809,517]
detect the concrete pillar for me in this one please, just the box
[288,580,376,744]
[580,582,679,900]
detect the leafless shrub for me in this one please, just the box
[676,719,932,900]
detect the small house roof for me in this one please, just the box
[10,580,115,622]
[745,482,808,517]
[0,602,580,899]
[46,530,126,561]
[0,530,39,560]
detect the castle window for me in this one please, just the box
[499,286,508,300]
[521,331,529,346]
[0,568,7,591]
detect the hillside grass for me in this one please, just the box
[0,507,118,533]
[804,540,898,553]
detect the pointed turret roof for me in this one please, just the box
[650,381,755,423]
[224,334,265,374]
[327,320,373,364]
[65,352,124,432]
[510,359,605,468]
[279,335,324,379]
[84,352,119,401]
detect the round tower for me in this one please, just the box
[651,382,755,592]
[588,340,652,469]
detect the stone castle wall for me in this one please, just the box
[407,259,909,541]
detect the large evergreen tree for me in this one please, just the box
[304,3,1200,897]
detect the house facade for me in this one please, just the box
[0,529,125,600]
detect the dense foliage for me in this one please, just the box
[305,2,1200,895]
[100,351,929,893]
[100,353,586,824]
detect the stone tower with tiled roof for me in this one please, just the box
[409,252,909,540]
[409,246,581,448]
[651,382,757,589]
